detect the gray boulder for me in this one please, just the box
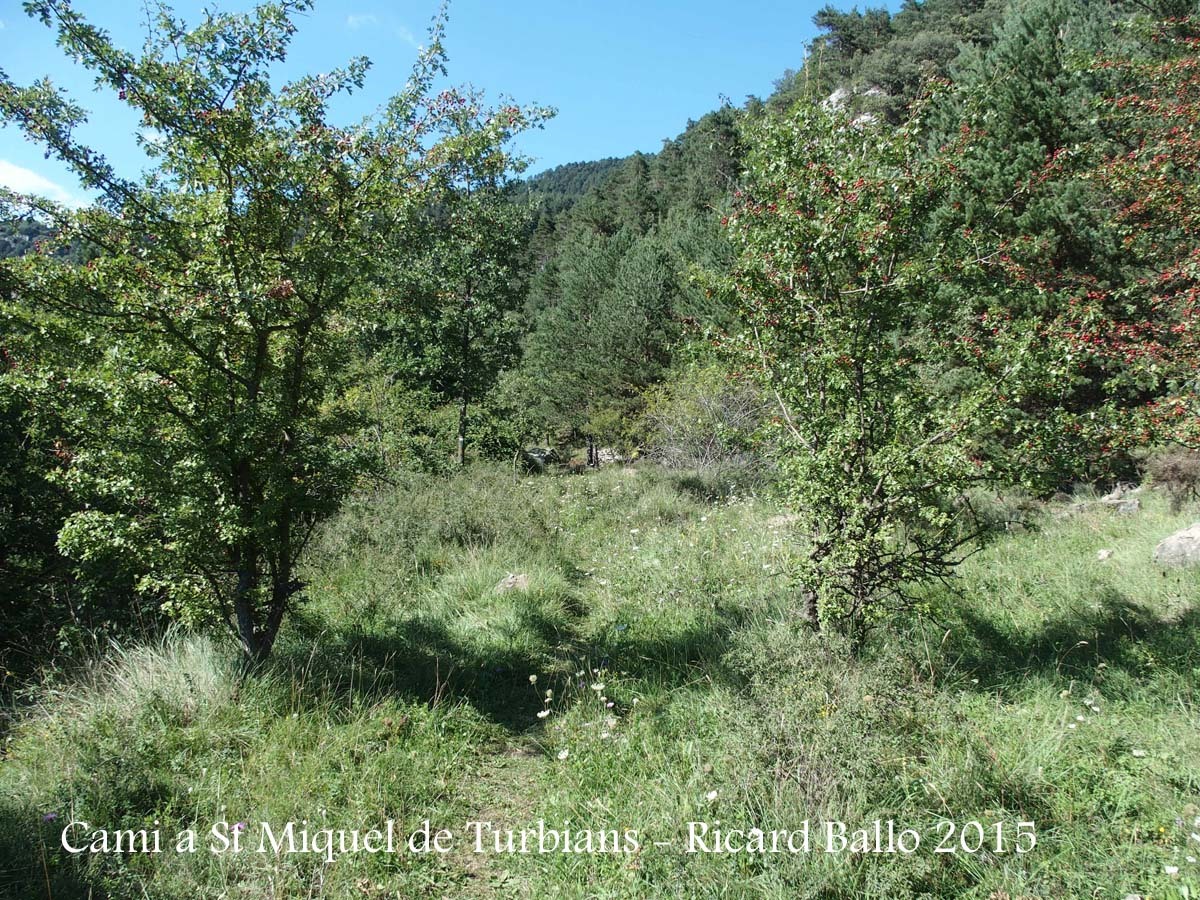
[1105,498,1141,515]
[595,447,629,465]
[1152,523,1200,568]
[495,573,531,594]
[1100,484,1141,514]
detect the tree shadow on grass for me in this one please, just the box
[271,614,565,733]
[270,593,754,733]
[584,610,750,691]
[0,801,100,900]
[945,585,1200,688]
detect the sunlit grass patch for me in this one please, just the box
[2,467,1198,898]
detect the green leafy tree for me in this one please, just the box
[1,219,101,673]
[937,0,1121,281]
[0,0,546,661]
[512,107,743,451]
[812,4,894,58]
[370,100,534,469]
[773,0,1006,118]
[927,0,1197,487]
[716,98,1025,644]
[615,152,658,235]
[1050,16,1200,450]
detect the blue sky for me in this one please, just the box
[0,1,831,205]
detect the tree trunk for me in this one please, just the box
[259,571,293,660]
[233,562,296,664]
[587,434,597,468]
[233,544,262,661]
[457,395,468,468]
[457,274,472,468]
[803,588,821,631]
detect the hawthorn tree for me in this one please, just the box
[915,0,1153,490]
[983,15,1200,475]
[0,0,548,662]
[1061,17,1200,450]
[717,98,1027,643]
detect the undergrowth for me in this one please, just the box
[1,466,1197,898]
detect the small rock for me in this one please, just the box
[1101,484,1133,503]
[767,513,802,529]
[595,447,629,465]
[495,573,531,594]
[1153,523,1200,568]
[1096,549,1114,561]
[1103,497,1140,514]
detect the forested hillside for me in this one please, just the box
[1,0,1199,896]
[508,0,1161,481]
[773,0,1009,116]
[0,218,51,258]
[520,157,625,217]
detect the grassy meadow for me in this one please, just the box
[1,464,1198,898]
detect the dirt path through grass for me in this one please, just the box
[446,737,545,897]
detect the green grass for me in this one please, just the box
[2,466,1198,898]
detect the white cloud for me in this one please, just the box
[0,159,84,208]
[346,12,418,47]
[0,20,7,30]
[394,25,419,48]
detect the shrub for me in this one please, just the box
[714,97,1024,644]
[1144,446,1200,512]
[642,365,766,473]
